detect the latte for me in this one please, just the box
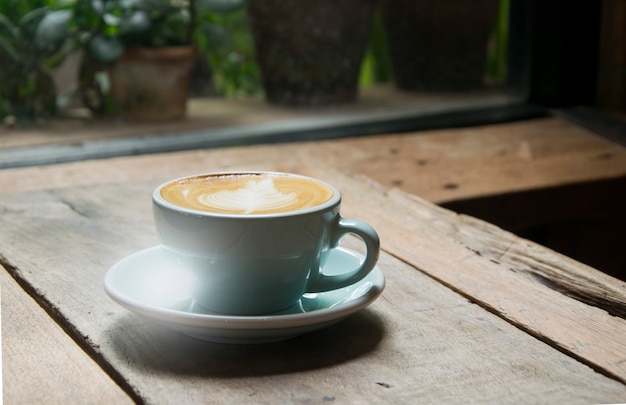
[160,173,334,214]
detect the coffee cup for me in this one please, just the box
[152,171,380,315]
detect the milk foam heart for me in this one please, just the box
[197,178,296,214]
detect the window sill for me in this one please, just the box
[0,84,534,169]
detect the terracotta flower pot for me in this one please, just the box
[381,0,500,92]
[108,46,194,121]
[79,46,194,121]
[247,0,376,106]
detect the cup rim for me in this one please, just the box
[153,171,342,218]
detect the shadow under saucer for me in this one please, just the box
[102,308,386,378]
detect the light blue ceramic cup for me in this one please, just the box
[152,171,380,316]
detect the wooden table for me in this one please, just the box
[2,117,626,403]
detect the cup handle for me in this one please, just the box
[306,217,380,292]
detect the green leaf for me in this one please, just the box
[198,21,228,49]
[87,34,124,62]
[103,13,122,27]
[35,9,71,54]
[0,35,20,64]
[18,7,48,38]
[0,14,18,41]
[90,0,106,15]
[70,0,104,33]
[195,0,247,13]
[135,0,176,13]
[119,10,150,35]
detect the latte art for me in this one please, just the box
[199,178,296,214]
[160,173,334,214]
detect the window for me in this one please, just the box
[1,0,622,168]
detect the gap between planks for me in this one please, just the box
[0,254,145,403]
[312,168,626,385]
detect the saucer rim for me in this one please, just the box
[104,246,385,331]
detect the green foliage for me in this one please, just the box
[0,1,74,122]
[73,0,193,63]
[486,0,510,84]
[195,0,245,13]
[194,8,260,97]
[74,0,249,65]
[1,0,400,120]
[73,0,257,97]
[359,9,392,88]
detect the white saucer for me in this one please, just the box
[104,246,385,344]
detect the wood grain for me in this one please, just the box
[1,116,625,402]
[0,178,624,402]
[2,117,625,205]
[320,170,626,383]
[3,116,623,278]
[1,265,133,404]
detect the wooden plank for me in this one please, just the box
[440,176,626,280]
[0,180,625,402]
[1,265,133,404]
[1,117,625,205]
[321,170,626,383]
[320,116,626,203]
[0,117,625,400]
[3,117,625,279]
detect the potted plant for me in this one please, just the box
[247,0,376,107]
[0,4,73,124]
[75,0,246,121]
[380,0,501,92]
